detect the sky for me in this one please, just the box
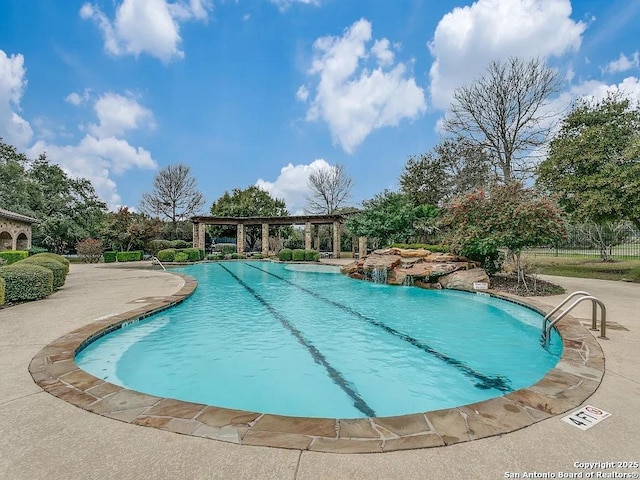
[1,0,639,215]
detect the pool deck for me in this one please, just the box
[1,262,639,479]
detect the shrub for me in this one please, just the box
[146,239,172,256]
[178,248,201,262]
[278,248,293,261]
[198,248,205,260]
[216,245,236,255]
[116,251,143,262]
[157,249,176,262]
[390,243,450,253]
[170,239,190,249]
[28,246,48,256]
[29,253,70,273]
[0,276,5,305]
[304,250,319,261]
[0,263,53,302]
[103,251,117,263]
[76,238,103,263]
[252,253,263,259]
[174,252,189,262]
[0,250,28,265]
[206,253,223,261]
[20,257,67,289]
[292,249,305,261]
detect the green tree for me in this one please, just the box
[0,139,31,212]
[443,183,566,287]
[537,93,640,231]
[346,191,417,247]
[209,186,289,250]
[140,163,205,239]
[400,140,491,206]
[101,207,161,252]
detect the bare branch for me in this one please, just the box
[305,164,354,214]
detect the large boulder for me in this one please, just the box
[362,253,402,272]
[438,268,490,291]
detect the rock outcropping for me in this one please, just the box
[341,247,489,291]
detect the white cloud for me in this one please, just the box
[80,0,212,62]
[65,89,92,106]
[301,19,426,153]
[88,92,155,138]
[256,159,331,214]
[0,50,33,147]
[270,0,321,12]
[296,85,309,102]
[29,135,157,208]
[603,51,640,75]
[429,0,586,110]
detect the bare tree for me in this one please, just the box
[140,163,205,239]
[306,164,354,214]
[443,57,562,182]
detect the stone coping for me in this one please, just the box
[29,272,604,454]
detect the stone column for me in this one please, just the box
[358,236,367,259]
[237,223,245,254]
[261,223,269,256]
[332,221,340,259]
[316,226,321,253]
[198,222,206,251]
[305,222,312,250]
[192,222,199,249]
[11,234,17,251]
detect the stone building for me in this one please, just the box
[0,208,39,251]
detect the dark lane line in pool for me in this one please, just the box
[217,262,376,418]
[244,262,512,393]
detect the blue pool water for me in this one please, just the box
[76,261,562,418]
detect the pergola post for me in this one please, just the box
[358,236,367,259]
[332,221,340,259]
[198,223,206,251]
[261,223,269,256]
[237,223,245,254]
[305,222,312,250]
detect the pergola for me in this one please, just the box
[190,214,367,258]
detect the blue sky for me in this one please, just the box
[1,0,639,214]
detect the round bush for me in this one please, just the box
[170,240,190,249]
[0,276,5,305]
[292,249,305,261]
[0,263,54,302]
[20,257,67,289]
[278,248,293,261]
[146,239,172,256]
[174,252,189,262]
[157,249,176,262]
[30,252,70,273]
[304,250,319,261]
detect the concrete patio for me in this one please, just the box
[1,262,638,479]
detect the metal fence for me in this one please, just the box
[525,222,640,259]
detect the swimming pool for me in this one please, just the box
[76,261,562,419]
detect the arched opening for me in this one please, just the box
[16,232,29,250]
[0,231,13,251]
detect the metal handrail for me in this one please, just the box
[541,292,607,346]
[151,256,166,271]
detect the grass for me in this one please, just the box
[524,254,640,282]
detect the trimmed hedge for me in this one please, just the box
[157,249,176,262]
[174,252,189,262]
[28,247,48,256]
[292,249,305,261]
[20,257,67,289]
[116,251,143,262]
[0,263,54,302]
[0,250,28,265]
[390,243,450,253]
[103,251,117,263]
[278,248,293,261]
[179,247,202,262]
[206,253,223,261]
[304,250,319,261]
[30,252,70,273]
[0,276,4,305]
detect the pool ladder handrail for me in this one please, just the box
[541,291,607,346]
[151,256,166,271]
